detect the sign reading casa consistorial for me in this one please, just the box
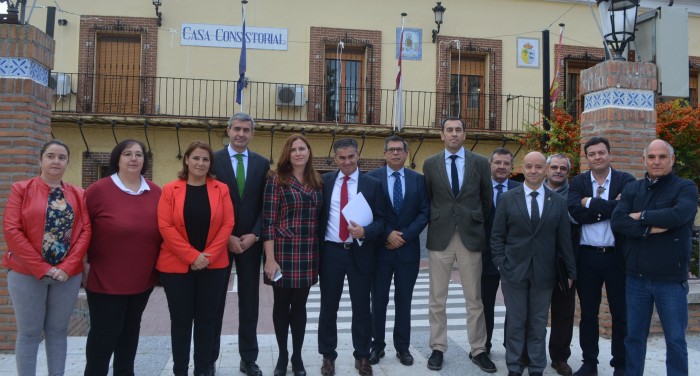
[181,23,288,50]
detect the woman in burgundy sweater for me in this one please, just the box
[83,139,162,376]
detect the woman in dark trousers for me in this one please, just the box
[3,140,91,376]
[262,134,323,376]
[83,139,162,375]
[157,141,234,376]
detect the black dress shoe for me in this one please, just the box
[396,351,414,366]
[208,363,216,376]
[368,349,384,365]
[573,363,598,376]
[427,350,443,371]
[292,366,306,376]
[471,352,497,373]
[507,372,522,376]
[240,360,263,376]
[530,373,543,376]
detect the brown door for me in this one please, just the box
[690,71,698,108]
[325,47,365,123]
[450,55,485,128]
[94,34,142,114]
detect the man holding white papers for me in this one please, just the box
[318,138,386,376]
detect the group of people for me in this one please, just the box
[2,113,697,376]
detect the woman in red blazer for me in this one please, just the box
[156,141,235,376]
[2,140,91,376]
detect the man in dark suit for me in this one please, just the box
[491,151,576,376]
[212,112,270,376]
[366,135,429,367]
[423,118,496,373]
[317,138,386,376]
[568,137,634,376]
[481,147,521,356]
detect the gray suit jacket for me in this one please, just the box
[423,149,492,252]
[490,185,576,289]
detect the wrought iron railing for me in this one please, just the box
[49,73,542,132]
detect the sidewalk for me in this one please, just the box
[1,329,698,375]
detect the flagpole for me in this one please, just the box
[550,23,565,108]
[394,12,406,132]
[236,0,248,112]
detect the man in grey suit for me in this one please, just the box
[491,151,576,376]
[212,112,271,376]
[423,118,496,373]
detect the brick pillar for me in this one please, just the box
[579,60,657,178]
[0,24,55,352]
[576,60,657,338]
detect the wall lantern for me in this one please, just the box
[432,2,446,43]
[152,0,163,27]
[597,0,640,60]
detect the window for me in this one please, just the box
[324,47,365,123]
[690,68,698,108]
[308,27,381,125]
[449,54,486,128]
[94,34,142,114]
[560,50,605,121]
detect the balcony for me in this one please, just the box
[50,73,541,136]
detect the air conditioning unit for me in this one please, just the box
[50,73,72,96]
[275,85,304,107]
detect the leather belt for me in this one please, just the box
[581,245,615,253]
[326,241,352,250]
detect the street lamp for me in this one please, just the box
[432,2,446,43]
[152,0,163,27]
[597,0,640,61]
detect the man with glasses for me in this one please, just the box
[481,147,520,356]
[366,135,429,367]
[568,137,634,376]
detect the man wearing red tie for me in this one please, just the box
[317,138,386,376]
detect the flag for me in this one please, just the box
[549,24,565,107]
[394,16,406,131]
[236,4,247,106]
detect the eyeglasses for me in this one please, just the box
[385,147,406,154]
[549,165,568,171]
[122,151,145,159]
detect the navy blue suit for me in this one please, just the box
[481,179,521,352]
[317,170,386,360]
[568,168,634,369]
[366,167,429,353]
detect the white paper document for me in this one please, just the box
[341,192,374,227]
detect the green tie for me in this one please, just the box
[234,154,245,195]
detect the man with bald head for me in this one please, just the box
[611,139,698,376]
[491,151,576,376]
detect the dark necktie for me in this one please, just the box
[596,185,606,198]
[392,171,403,214]
[495,183,504,206]
[234,154,245,195]
[449,155,459,197]
[530,191,540,229]
[339,175,350,242]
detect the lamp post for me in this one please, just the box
[597,0,640,61]
[152,0,163,27]
[432,2,445,43]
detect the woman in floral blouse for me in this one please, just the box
[2,140,91,376]
[263,134,323,376]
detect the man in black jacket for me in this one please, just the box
[568,137,634,376]
[611,139,698,376]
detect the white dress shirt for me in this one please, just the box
[444,147,465,191]
[227,145,248,179]
[523,184,545,218]
[325,169,360,243]
[581,168,615,247]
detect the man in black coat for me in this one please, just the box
[568,137,634,376]
[212,112,270,376]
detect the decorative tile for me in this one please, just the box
[582,88,655,113]
[0,57,49,86]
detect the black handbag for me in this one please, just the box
[555,254,570,295]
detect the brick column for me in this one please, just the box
[579,60,657,178]
[576,60,657,338]
[0,24,55,352]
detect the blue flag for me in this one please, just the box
[236,7,246,105]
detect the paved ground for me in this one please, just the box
[1,264,699,375]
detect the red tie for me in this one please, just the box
[339,175,350,242]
